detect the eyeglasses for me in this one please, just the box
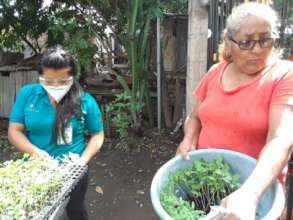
[228,35,275,50]
[39,76,73,86]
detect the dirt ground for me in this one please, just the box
[84,130,180,220]
[0,118,180,220]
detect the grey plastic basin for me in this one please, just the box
[150,149,285,220]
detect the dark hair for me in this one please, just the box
[39,47,83,144]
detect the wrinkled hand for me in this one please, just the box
[221,188,258,220]
[176,139,193,160]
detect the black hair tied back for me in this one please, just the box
[39,47,83,144]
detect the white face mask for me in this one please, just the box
[41,82,73,103]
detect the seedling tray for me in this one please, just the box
[33,164,88,220]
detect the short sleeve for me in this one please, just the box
[9,87,28,124]
[271,63,293,106]
[193,63,223,102]
[193,73,210,102]
[83,93,104,134]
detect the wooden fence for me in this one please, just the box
[0,66,38,118]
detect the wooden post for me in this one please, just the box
[186,0,209,114]
[162,17,176,128]
[157,17,162,130]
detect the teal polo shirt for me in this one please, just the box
[9,84,104,158]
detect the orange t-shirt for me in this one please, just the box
[194,59,293,159]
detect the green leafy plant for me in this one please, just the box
[160,158,241,220]
[161,0,188,15]
[273,0,293,60]
[105,91,144,150]
[108,0,161,130]
[48,16,97,78]
[0,0,189,128]
[0,0,54,53]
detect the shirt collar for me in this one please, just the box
[36,83,46,96]
[35,83,53,106]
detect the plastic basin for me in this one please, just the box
[150,149,285,220]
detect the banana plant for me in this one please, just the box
[48,0,162,130]
[114,0,162,130]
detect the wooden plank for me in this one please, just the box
[0,71,38,118]
[10,71,25,95]
[25,70,38,84]
[163,17,177,72]
[175,17,188,71]
[0,76,15,118]
[186,0,209,114]
[173,77,185,123]
[10,71,38,94]
[0,65,32,72]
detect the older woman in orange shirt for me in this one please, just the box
[177,2,293,219]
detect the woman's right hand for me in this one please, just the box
[176,139,193,160]
[8,123,51,160]
[33,148,51,160]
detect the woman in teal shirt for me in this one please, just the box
[8,47,104,220]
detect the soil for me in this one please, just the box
[0,118,181,220]
[84,130,180,220]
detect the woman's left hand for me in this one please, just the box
[79,156,88,165]
[81,131,104,164]
[221,188,258,220]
